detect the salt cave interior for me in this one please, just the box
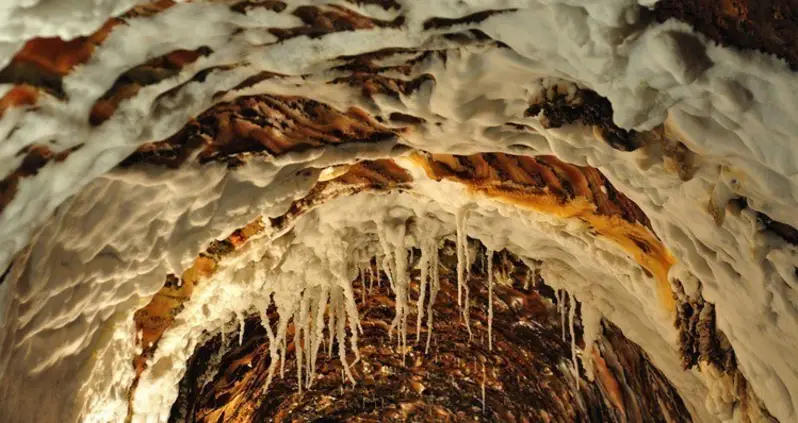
[1,0,798,422]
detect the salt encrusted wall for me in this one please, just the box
[1,1,798,422]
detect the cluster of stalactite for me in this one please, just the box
[169,242,691,423]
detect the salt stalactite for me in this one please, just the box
[375,256,382,288]
[389,224,411,359]
[378,231,396,292]
[339,267,363,366]
[416,237,432,342]
[295,290,309,393]
[425,240,441,355]
[455,206,474,341]
[556,289,561,315]
[367,259,375,291]
[275,297,297,381]
[358,263,366,304]
[220,321,227,347]
[335,287,356,384]
[580,303,602,382]
[487,249,495,351]
[568,292,579,391]
[524,268,532,290]
[258,296,280,393]
[327,287,338,357]
[455,206,468,307]
[309,287,329,387]
[236,311,245,346]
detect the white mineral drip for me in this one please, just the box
[236,311,245,346]
[455,206,468,307]
[580,303,602,382]
[569,292,579,391]
[309,287,329,386]
[367,259,375,291]
[375,255,381,288]
[396,246,410,357]
[378,230,396,291]
[296,291,309,392]
[336,287,356,385]
[425,240,440,355]
[341,276,362,366]
[487,248,494,351]
[327,287,338,357]
[359,264,366,304]
[556,289,561,315]
[258,296,280,393]
[220,321,226,347]
[275,300,295,380]
[416,238,431,342]
[524,268,532,290]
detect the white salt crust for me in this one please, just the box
[0,1,797,422]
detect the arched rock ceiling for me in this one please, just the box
[1,1,798,422]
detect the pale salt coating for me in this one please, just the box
[580,303,603,382]
[0,0,797,422]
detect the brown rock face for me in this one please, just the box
[654,0,798,70]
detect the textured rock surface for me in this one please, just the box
[0,1,798,423]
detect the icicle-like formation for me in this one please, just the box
[378,231,396,291]
[580,304,602,382]
[367,259,375,291]
[416,237,432,342]
[335,287,356,384]
[295,291,309,392]
[524,268,532,290]
[258,296,279,393]
[455,206,474,341]
[395,241,410,357]
[425,240,440,354]
[275,298,296,380]
[463,263,473,342]
[220,321,227,347]
[375,255,381,288]
[455,206,468,307]
[359,263,366,304]
[487,249,494,351]
[327,287,338,357]
[556,289,561,316]
[309,287,329,387]
[568,292,579,390]
[340,270,363,366]
[236,311,245,346]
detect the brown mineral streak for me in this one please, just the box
[0,144,82,214]
[413,152,676,313]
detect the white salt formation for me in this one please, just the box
[0,0,796,422]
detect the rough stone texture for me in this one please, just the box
[654,0,798,70]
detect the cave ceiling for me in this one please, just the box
[1,1,798,423]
